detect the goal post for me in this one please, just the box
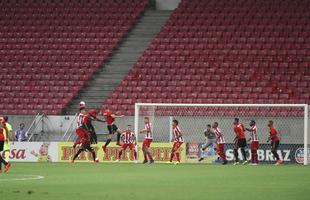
[134,103,309,165]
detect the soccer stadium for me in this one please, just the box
[0,0,309,199]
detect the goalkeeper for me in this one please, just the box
[198,124,217,162]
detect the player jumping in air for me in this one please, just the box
[267,120,283,165]
[198,124,217,162]
[246,120,259,165]
[73,101,87,148]
[212,122,228,165]
[0,117,11,172]
[233,118,248,165]
[139,117,154,164]
[102,108,124,153]
[71,111,98,163]
[168,119,184,165]
[115,125,137,163]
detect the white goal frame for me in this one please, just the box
[134,103,308,165]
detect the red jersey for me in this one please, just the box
[144,122,153,139]
[269,127,280,142]
[121,131,135,144]
[173,126,184,142]
[249,125,259,142]
[0,124,8,141]
[103,110,115,125]
[214,127,225,144]
[234,123,246,139]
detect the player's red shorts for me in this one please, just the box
[172,141,183,150]
[122,143,135,150]
[250,141,259,150]
[76,127,90,146]
[143,138,152,148]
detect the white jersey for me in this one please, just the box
[214,127,225,144]
[144,122,153,139]
[77,112,84,128]
[173,126,184,143]
[249,125,259,142]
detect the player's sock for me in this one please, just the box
[147,152,153,161]
[272,150,280,161]
[175,152,180,162]
[143,153,147,161]
[133,150,137,160]
[0,155,8,165]
[233,149,239,162]
[72,148,83,161]
[104,139,111,147]
[170,152,174,162]
[118,150,123,159]
[117,132,121,143]
[241,148,247,161]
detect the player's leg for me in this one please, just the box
[271,141,282,165]
[85,145,96,162]
[169,142,177,162]
[117,144,127,161]
[102,125,113,152]
[216,144,228,165]
[239,139,248,165]
[129,144,137,162]
[3,141,10,162]
[142,140,148,163]
[0,141,10,172]
[173,142,182,164]
[73,128,83,148]
[250,141,258,164]
[233,140,239,164]
[113,125,122,146]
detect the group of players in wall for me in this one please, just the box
[71,101,283,165]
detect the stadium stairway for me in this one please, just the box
[63,8,172,114]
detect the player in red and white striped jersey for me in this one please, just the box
[212,122,228,165]
[168,119,184,165]
[73,101,87,148]
[246,120,259,165]
[139,117,154,164]
[116,125,137,163]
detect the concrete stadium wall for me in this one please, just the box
[155,0,181,10]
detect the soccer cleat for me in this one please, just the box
[70,159,74,164]
[134,160,138,164]
[102,146,107,153]
[233,162,240,165]
[114,159,120,162]
[275,160,283,166]
[149,160,155,164]
[4,163,11,173]
[242,160,248,165]
[166,161,173,164]
[94,158,100,163]
[198,158,204,162]
[174,161,180,165]
[142,160,148,164]
[222,160,228,165]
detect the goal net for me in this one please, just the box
[134,103,309,165]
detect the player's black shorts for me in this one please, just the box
[107,124,118,135]
[271,141,280,151]
[235,138,247,148]
[0,141,4,151]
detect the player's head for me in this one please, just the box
[172,119,178,127]
[234,118,239,125]
[127,124,132,132]
[207,124,211,130]
[268,120,274,127]
[144,117,150,123]
[250,120,255,126]
[212,122,218,128]
[3,116,8,122]
[20,123,25,129]
[0,117,4,127]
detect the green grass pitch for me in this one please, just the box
[0,163,309,200]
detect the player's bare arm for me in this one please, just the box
[111,114,125,118]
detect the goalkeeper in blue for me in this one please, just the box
[198,124,217,162]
